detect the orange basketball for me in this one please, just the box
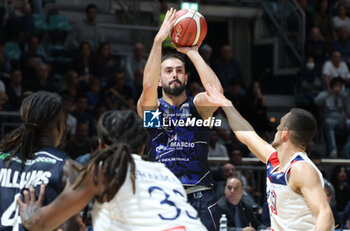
[170,9,207,47]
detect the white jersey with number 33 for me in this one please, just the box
[92,154,207,231]
[266,151,324,231]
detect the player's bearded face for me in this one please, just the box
[161,58,187,96]
[163,79,186,96]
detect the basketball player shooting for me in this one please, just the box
[137,8,223,230]
[203,84,334,231]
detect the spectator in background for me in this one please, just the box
[314,77,350,157]
[188,81,204,97]
[224,79,245,110]
[333,4,350,32]
[228,147,243,167]
[342,213,350,230]
[71,94,96,136]
[305,27,331,72]
[330,165,350,212]
[74,136,99,166]
[73,42,95,79]
[61,70,84,100]
[105,71,135,110]
[4,0,34,42]
[62,94,77,139]
[28,62,55,92]
[218,177,266,230]
[132,67,144,102]
[4,68,23,110]
[66,4,100,51]
[94,42,120,80]
[313,0,335,42]
[93,102,107,125]
[297,56,323,100]
[215,163,250,200]
[309,152,328,178]
[241,81,271,138]
[332,26,350,66]
[228,146,260,198]
[20,35,46,83]
[123,42,146,82]
[64,122,91,159]
[322,51,350,89]
[208,129,229,158]
[0,78,7,110]
[86,77,101,112]
[298,0,314,36]
[200,43,213,66]
[214,44,246,89]
[0,37,11,79]
[343,201,350,229]
[324,181,339,227]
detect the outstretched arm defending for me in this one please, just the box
[205,84,274,163]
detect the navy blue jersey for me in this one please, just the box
[148,97,214,187]
[0,147,69,231]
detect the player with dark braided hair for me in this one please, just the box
[0,91,81,231]
[18,110,207,231]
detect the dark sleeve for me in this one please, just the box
[261,202,271,227]
[242,202,264,229]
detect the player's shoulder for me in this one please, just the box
[35,147,70,161]
[289,159,320,182]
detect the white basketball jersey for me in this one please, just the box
[92,154,207,231]
[266,151,324,231]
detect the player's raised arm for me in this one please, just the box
[289,161,334,231]
[137,8,177,118]
[174,45,224,119]
[175,45,223,94]
[205,84,274,163]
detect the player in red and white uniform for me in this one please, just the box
[204,84,334,231]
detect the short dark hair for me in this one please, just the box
[161,52,185,66]
[284,108,317,149]
[85,4,97,13]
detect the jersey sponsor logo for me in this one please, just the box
[156,134,196,155]
[267,189,277,215]
[144,110,162,128]
[0,153,57,166]
[167,134,195,149]
[0,168,52,189]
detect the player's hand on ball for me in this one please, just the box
[155,8,177,42]
[172,42,199,55]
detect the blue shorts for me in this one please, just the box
[187,189,221,231]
